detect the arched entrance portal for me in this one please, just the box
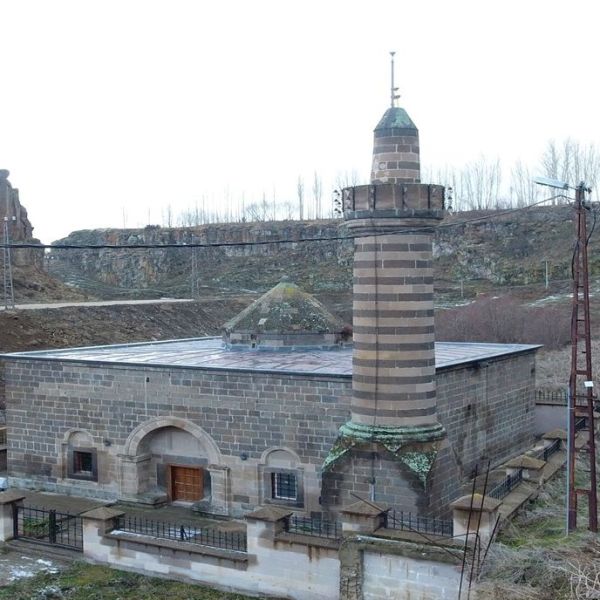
[119,418,229,513]
[141,426,211,503]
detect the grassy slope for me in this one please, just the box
[0,562,272,599]
[479,466,600,599]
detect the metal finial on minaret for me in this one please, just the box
[390,51,400,107]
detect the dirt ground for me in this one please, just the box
[0,296,255,354]
[0,546,68,587]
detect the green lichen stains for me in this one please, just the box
[397,450,439,486]
[339,420,445,444]
[223,279,344,334]
[322,434,356,471]
[323,420,444,485]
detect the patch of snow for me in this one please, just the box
[36,559,53,566]
[9,567,35,580]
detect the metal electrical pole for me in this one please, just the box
[190,234,198,299]
[567,182,597,532]
[2,215,15,310]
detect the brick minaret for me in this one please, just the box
[323,92,449,513]
[345,178,444,433]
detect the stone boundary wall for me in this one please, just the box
[79,504,462,600]
[83,517,340,600]
[360,543,462,600]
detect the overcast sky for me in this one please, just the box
[1,0,599,243]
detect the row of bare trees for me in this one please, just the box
[427,139,599,212]
[158,139,599,227]
[163,170,354,227]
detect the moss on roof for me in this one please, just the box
[374,107,417,131]
[223,278,344,334]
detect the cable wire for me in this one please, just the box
[1,196,567,252]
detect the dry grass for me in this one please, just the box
[536,339,600,390]
[477,464,600,599]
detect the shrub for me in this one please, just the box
[436,296,570,350]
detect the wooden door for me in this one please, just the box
[170,466,203,502]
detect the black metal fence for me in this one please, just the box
[284,515,341,539]
[15,505,83,551]
[535,389,567,405]
[115,515,247,553]
[385,510,453,537]
[488,469,523,500]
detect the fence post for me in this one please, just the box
[48,510,57,544]
[542,428,568,452]
[0,490,26,542]
[244,506,293,562]
[450,494,501,546]
[80,507,126,561]
[504,455,546,483]
[340,499,389,536]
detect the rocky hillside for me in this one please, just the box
[49,221,353,299]
[48,205,586,301]
[0,170,83,303]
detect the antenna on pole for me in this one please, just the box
[390,51,400,107]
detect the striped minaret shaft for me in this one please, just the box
[344,108,444,435]
[351,226,436,427]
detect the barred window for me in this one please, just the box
[271,472,297,501]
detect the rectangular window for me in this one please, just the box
[73,451,93,474]
[272,472,297,501]
[67,447,97,481]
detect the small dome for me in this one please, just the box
[222,279,348,350]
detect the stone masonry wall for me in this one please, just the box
[4,349,536,514]
[362,549,461,599]
[5,360,350,515]
[436,352,536,480]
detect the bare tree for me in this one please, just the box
[272,186,278,221]
[423,165,460,210]
[457,156,502,210]
[162,204,173,227]
[509,160,539,207]
[261,192,269,221]
[296,176,304,220]
[335,169,362,190]
[244,202,262,222]
[312,171,322,219]
[541,139,599,201]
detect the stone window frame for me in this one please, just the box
[262,466,304,508]
[67,447,98,482]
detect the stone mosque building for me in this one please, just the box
[0,100,539,519]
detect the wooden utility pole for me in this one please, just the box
[568,182,598,532]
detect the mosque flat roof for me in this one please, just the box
[1,338,540,377]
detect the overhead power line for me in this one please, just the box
[1,197,573,251]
